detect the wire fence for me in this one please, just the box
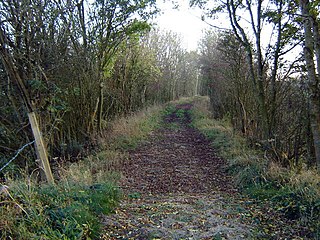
[0,140,35,173]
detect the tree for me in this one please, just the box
[0,0,158,179]
[191,0,303,140]
[195,1,314,167]
[198,31,256,132]
[299,0,320,171]
[146,29,187,102]
[105,35,161,115]
[89,0,157,131]
[176,51,199,97]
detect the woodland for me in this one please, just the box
[0,0,320,239]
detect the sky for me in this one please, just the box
[152,0,303,80]
[153,0,210,51]
[153,0,301,62]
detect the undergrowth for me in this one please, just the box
[0,105,164,239]
[190,96,320,238]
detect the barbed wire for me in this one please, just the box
[0,140,35,173]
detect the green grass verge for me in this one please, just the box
[189,96,320,237]
[1,181,119,239]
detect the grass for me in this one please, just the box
[3,97,319,238]
[106,105,163,151]
[190,96,320,237]
[161,99,193,129]
[1,104,164,239]
[1,180,119,239]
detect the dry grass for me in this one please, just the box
[190,96,320,232]
[60,150,126,185]
[105,105,162,150]
[267,161,320,200]
[290,169,320,204]
[59,104,164,185]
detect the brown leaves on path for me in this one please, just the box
[101,103,309,239]
[121,107,235,195]
[101,103,255,239]
[102,193,254,239]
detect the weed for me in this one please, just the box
[147,230,163,239]
[162,103,176,116]
[128,191,141,199]
[175,109,185,119]
[166,122,180,130]
[212,233,223,240]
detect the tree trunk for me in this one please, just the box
[141,85,147,105]
[300,0,320,171]
[269,0,283,137]
[97,82,104,133]
[227,0,269,139]
[254,0,269,139]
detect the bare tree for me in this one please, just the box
[300,0,320,171]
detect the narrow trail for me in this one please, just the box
[102,103,258,239]
[122,103,236,195]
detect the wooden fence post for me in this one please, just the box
[28,112,55,184]
[1,27,54,183]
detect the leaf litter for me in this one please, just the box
[101,103,314,239]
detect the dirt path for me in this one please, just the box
[121,103,236,195]
[101,103,261,239]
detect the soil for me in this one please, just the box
[101,103,312,240]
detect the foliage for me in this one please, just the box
[145,30,199,103]
[198,29,312,170]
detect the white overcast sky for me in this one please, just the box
[153,0,276,51]
[153,0,300,62]
[153,0,209,51]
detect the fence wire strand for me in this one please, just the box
[0,140,35,172]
